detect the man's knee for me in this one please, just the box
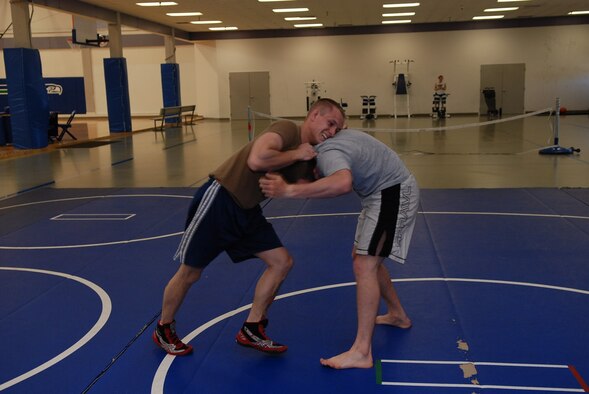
[273,253,294,274]
[176,263,202,284]
[260,248,294,273]
[281,253,294,272]
[353,255,380,277]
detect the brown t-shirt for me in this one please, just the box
[211,120,314,209]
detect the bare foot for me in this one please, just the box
[375,313,412,329]
[320,350,373,369]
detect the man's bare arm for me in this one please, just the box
[247,132,316,172]
[260,169,352,199]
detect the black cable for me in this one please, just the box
[260,198,273,210]
[81,310,161,394]
[0,22,12,40]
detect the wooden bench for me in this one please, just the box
[153,106,182,131]
[179,104,196,125]
[153,105,196,131]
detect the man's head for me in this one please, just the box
[438,75,444,81]
[302,98,346,145]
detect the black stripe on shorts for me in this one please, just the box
[367,184,400,257]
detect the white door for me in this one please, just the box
[480,63,525,115]
[229,72,270,120]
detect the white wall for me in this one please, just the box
[191,42,219,118]
[1,6,588,118]
[199,24,589,118]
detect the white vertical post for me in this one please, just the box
[108,14,123,58]
[406,60,411,118]
[164,34,176,64]
[539,97,579,154]
[10,0,33,48]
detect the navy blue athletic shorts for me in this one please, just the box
[173,178,282,267]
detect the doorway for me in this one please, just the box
[229,72,270,120]
[480,63,525,115]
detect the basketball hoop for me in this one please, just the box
[98,36,109,47]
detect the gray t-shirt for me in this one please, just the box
[315,129,410,199]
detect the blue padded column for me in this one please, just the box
[161,63,181,124]
[104,58,132,132]
[3,48,49,149]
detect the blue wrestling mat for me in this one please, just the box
[1,187,588,393]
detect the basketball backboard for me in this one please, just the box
[72,15,108,47]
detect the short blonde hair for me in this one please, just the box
[308,98,346,120]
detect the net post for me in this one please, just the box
[538,97,580,155]
[247,106,253,141]
[554,97,560,146]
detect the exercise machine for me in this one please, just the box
[360,95,377,120]
[432,92,449,119]
[482,87,500,119]
[305,80,323,111]
[340,98,348,113]
[391,59,414,118]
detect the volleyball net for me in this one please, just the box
[249,106,553,135]
[248,97,580,155]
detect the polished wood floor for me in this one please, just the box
[1,113,588,199]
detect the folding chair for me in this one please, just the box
[57,110,77,141]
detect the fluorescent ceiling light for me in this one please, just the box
[382,12,415,17]
[273,8,309,12]
[285,16,317,21]
[190,20,222,24]
[484,7,518,12]
[136,2,177,6]
[294,23,323,28]
[258,0,294,2]
[383,3,420,8]
[473,15,504,20]
[166,12,203,16]
[382,19,412,24]
[568,10,589,15]
[497,0,530,2]
[209,26,238,31]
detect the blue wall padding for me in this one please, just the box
[104,58,132,132]
[1,77,86,114]
[3,48,49,149]
[45,77,87,114]
[161,63,181,123]
[396,73,408,95]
